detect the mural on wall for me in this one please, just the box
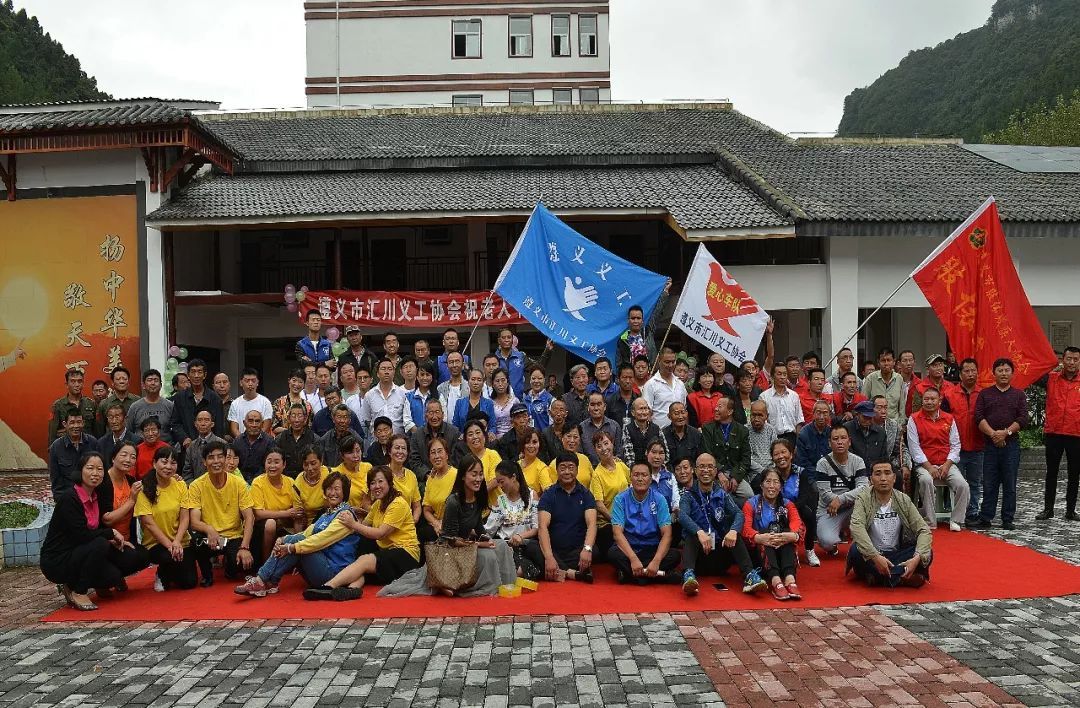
[0,195,141,467]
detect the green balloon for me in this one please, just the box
[166,357,179,369]
[177,347,189,360]
[332,341,348,357]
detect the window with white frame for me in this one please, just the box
[452,94,483,107]
[552,88,572,105]
[579,14,598,56]
[579,87,600,104]
[551,15,570,56]
[509,15,532,57]
[509,89,534,105]
[453,19,481,58]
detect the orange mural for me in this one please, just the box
[0,195,141,467]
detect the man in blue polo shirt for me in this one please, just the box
[535,452,597,583]
[609,462,680,585]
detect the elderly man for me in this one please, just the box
[318,404,360,468]
[409,399,461,476]
[662,401,703,470]
[908,387,970,531]
[579,392,622,465]
[562,364,592,429]
[609,462,680,586]
[825,347,862,394]
[746,400,778,488]
[231,409,277,483]
[702,397,752,505]
[182,410,228,482]
[534,452,598,583]
[795,399,832,470]
[844,400,889,472]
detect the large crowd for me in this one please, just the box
[40,301,1080,611]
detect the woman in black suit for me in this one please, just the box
[40,451,146,611]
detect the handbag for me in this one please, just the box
[424,539,480,592]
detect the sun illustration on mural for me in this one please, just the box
[0,275,50,341]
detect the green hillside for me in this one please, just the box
[837,0,1080,141]
[0,0,110,105]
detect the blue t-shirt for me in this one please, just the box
[538,482,596,554]
[611,487,671,552]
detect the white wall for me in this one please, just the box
[18,150,138,188]
[323,87,611,108]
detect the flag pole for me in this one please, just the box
[823,276,911,372]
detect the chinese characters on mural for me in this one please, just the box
[62,233,128,374]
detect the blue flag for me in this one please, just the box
[494,203,668,363]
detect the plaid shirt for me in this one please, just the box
[746,421,778,477]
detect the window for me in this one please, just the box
[579,87,600,104]
[452,94,483,107]
[551,15,570,56]
[552,88,572,105]
[579,14,598,56]
[509,15,532,57]
[509,89,534,106]
[453,19,481,58]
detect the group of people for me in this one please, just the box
[41,302,1079,610]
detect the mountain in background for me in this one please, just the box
[837,0,1080,142]
[0,0,110,105]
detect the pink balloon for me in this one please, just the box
[300,285,309,293]
[168,345,180,358]
[284,284,296,295]
[285,292,296,304]
[326,327,340,342]
[287,302,298,313]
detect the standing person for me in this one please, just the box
[731,371,761,426]
[135,447,198,592]
[588,430,631,560]
[795,400,832,470]
[702,398,752,504]
[824,347,862,395]
[616,279,671,368]
[579,392,622,464]
[897,350,922,420]
[91,380,110,408]
[295,310,336,369]
[134,418,169,480]
[436,328,471,384]
[49,407,99,498]
[48,369,97,446]
[1038,346,1080,520]
[413,339,433,372]
[169,359,225,449]
[758,363,802,443]
[496,402,545,463]
[973,358,1028,530]
[746,401,778,487]
[231,410,277,484]
[317,403,361,468]
[338,362,362,403]
[605,363,640,427]
[862,348,903,422]
[815,424,868,555]
[608,462,680,585]
[452,369,495,434]
[227,368,273,439]
[943,351,961,383]
[586,357,618,399]
[312,388,363,439]
[535,452,598,583]
[918,355,955,400]
[705,353,736,396]
[642,348,687,429]
[184,441,256,586]
[943,358,984,525]
[493,328,552,399]
[96,403,138,472]
[490,369,519,439]
[212,374,234,432]
[272,369,312,436]
[686,368,722,429]
[907,388,970,531]
[632,356,651,393]
[784,356,807,395]
[562,364,591,429]
[127,369,174,441]
[742,468,804,601]
[798,369,831,424]
[828,372,868,423]
[663,400,703,468]
[275,403,316,475]
[298,365,324,416]
[542,399,570,461]
[359,359,408,434]
[403,361,438,433]
[381,332,404,384]
[437,351,469,418]
[522,366,554,433]
[94,366,139,436]
[181,411,227,482]
[338,325,378,378]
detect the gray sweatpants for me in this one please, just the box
[916,465,971,528]
[815,507,853,552]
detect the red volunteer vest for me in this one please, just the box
[1045,371,1080,437]
[911,410,954,466]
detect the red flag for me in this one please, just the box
[911,197,1056,389]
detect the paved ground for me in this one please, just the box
[1,473,1079,707]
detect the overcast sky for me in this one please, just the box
[14,0,994,135]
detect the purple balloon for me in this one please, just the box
[287,302,298,313]
[168,345,180,358]
[300,285,309,293]
[326,327,340,342]
[284,284,296,296]
[285,292,296,304]
[178,362,189,373]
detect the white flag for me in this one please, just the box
[671,244,770,365]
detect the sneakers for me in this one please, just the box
[153,575,165,593]
[742,569,767,594]
[770,582,790,601]
[948,522,962,532]
[575,570,594,584]
[1036,509,1054,521]
[1067,511,1080,522]
[682,571,700,596]
[784,582,801,600]
[827,546,840,557]
[805,549,821,567]
[234,576,272,598]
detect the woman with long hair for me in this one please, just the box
[386,433,422,522]
[518,428,547,495]
[419,437,456,543]
[489,368,518,438]
[100,442,143,545]
[742,467,804,601]
[135,446,197,591]
[486,460,541,580]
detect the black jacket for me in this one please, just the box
[41,489,114,576]
[169,387,225,444]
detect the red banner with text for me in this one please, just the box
[296,291,526,329]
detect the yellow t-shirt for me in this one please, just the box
[543,452,594,490]
[250,473,300,512]
[365,495,420,561]
[589,459,631,527]
[391,467,422,509]
[476,447,503,507]
[293,467,330,519]
[134,478,190,549]
[422,467,457,520]
[332,462,371,509]
[520,457,547,496]
[182,472,254,540]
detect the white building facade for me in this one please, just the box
[305,0,611,107]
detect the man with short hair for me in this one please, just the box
[97,402,138,469]
[272,369,313,436]
[632,355,651,392]
[579,392,622,464]
[231,410,277,483]
[795,399,833,470]
[815,424,868,555]
[844,400,889,475]
[605,363,640,426]
[562,364,591,429]
[480,353,501,398]
[94,366,139,436]
[169,359,225,448]
[91,380,110,407]
[338,361,362,402]
[535,452,598,583]
[862,348,903,422]
[785,355,808,395]
[942,358,984,524]
[609,462,680,585]
[493,328,553,399]
[338,325,379,377]
[908,387,970,531]
[318,404,359,468]
[295,309,336,368]
[897,349,922,420]
[274,403,316,475]
[213,373,234,429]
[413,338,433,372]
[436,328,471,385]
[48,369,97,446]
[641,347,687,429]
[871,395,911,489]
[586,357,618,398]
[825,347,862,394]
[313,387,364,439]
[746,400,778,484]
[918,354,955,401]
[170,373,190,399]
[758,362,802,442]
[543,399,571,461]
[798,368,831,424]
[184,440,256,586]
[227,368,273,439]
[702,397,752,504]
[358,358,408,434]
[1037,346,1080,521]
[616,279,671,368]
[662,401,703,468]
[437,351,469,417]
[49,406,98,497]
[828,371,868,422]
[183,411,228,482]
[973,358,1028,530]
[409,400,461,476]
[127,369,174,441]
[382,331,404,385]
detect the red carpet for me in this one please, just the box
[42,530,1080,622]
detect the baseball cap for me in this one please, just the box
[853,400,876,417]
[510,402,528,417]
[925,353,946,366]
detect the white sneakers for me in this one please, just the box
[949,521,962,532]
[805,548,821,567]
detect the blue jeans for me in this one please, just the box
[980,440,1020,524]
[957,450,984,520]
[848,544,931,587]
[256,533,336,587]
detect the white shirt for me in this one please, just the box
[359,383,408,434]
[641,372,687,429]
[906,412,961,467]
[758,386,803,435]
[439,378,468,420]
[301,389,326,414]
[869,499,901,553]
[226,394,273,427]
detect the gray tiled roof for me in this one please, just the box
[146,163,793,232]
[0,100,191,133]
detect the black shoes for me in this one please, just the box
[969,518,992,529]
[303,585,332,601]
[1002,521,1015,530]
[1036,509,1054,521]
[1067,511,1080,521]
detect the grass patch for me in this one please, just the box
[0,502,39,529]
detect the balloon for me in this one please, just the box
[166,357,179,370]
[512,335,519,349]
[326,327,340,342]
[168,345,180,358]
[287,302,298,313]
[300,285,309,293]
[178,362,189,373]
[284,284,296,296]
[285,292,296,304]
[332,340,348,357]
[295,291,306,303]
[178,347,189,360]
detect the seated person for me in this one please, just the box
[679,453,765,596]
[815,424,868,556]
[293,445,330,523]
[308,466,421,601]
[847,460,933,587]
[183,440,256,586]
[608,463,680,585]
[742,468,804,601]
[535,452,597,583]
[329,438,371,511]
[486,460,541,580]
[907,387,970,532]
[99,442,144,547]
[701,397,752,503]
[769,438,821,567]
[235,472,363,597]
[135,447,198,591]
[460,418,504,506]
[250,449,305,563]
[542,426,593,490]
[135,416,169,480]
[589,430,630,561]
[41,451,146,611]
[386,434,422,522]
[518,429,548,495]
[364,416,394,465]
[418,437,457,544]
[644,438,679,517]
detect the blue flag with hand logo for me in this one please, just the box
[493,203,668,363]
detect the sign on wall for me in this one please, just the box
[0,195,141,465]
[296,290,526,329]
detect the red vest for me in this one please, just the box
[911,410,955,466]
[943,385,982,452]
[828,391,867,417]
[1045,371,1080,437]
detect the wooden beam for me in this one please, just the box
[161,147,198,194]
[164,231,177,347]
[0,154,15,201]
[333,229,343,289]
[140,147,160,193]
[173,293,282,306]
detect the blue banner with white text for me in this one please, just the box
[494,203,668,363]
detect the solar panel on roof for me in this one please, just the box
[963,144,1080,173]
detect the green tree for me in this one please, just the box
[983,90,1080,146]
